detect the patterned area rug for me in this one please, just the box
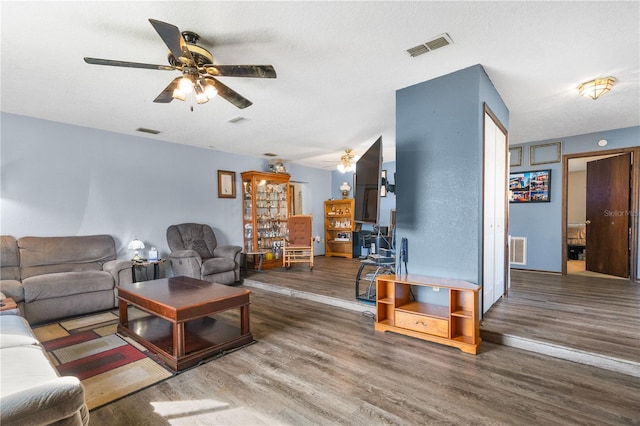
[34,309,174,411]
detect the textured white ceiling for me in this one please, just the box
[1,1,638,170]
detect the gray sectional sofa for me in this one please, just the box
[0,234,133,425]
[0,234,133,324]
[0,309,89,425]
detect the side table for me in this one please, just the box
[0,297,17,312]
[131,259,166,282]
[243,251,268,274]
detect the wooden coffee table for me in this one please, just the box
[117,276,252,371]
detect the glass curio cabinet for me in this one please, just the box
[241,171,290,269]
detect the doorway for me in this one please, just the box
[562,147,639,280]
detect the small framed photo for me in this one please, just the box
[217,170,236,198]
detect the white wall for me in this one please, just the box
[567,170,586,223]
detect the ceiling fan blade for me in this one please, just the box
[210,78,252,109]
[204,65,277,78]
[84,57,175,71]
[153,77,181,103]
[148,19,194,65]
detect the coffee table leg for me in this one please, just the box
[174,322,185,358]
[119,299,129,326]
[241,304,250,335]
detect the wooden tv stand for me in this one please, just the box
[374,274,481,354]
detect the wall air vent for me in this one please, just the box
[509,236,527,265]
[406,33,453,57]
[263,152,278,157]
[136,127,161,135]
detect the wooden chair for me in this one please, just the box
[282,215,314,270]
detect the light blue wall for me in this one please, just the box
[0,113,331,273]
[509,126,640,272]
[395,64,508,284]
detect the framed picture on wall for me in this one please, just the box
[217,170,236,198]
[509,169,551,203]
[530,142,561,165]
[509,146,523,167]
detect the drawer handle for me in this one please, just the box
[414,321,427,326]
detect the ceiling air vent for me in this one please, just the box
[136,127,161,135]
[226,116,245,123]
[406,33,453,57]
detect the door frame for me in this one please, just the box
[561,146,639,281]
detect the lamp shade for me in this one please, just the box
[340,181,351,198]
[127,238,145,251]
[128,237,145,261]
[578,77,615,100]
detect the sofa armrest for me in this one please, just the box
[103,259,134,286]
[169,249,202,261]
[0,376,87,425]
[213,245,243,261]
[0,280,24,303]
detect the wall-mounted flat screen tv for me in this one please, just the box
[354,136,382,224]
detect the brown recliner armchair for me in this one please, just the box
[166,223,242,285]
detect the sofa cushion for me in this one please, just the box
[18,235,116,280]
[167,224,218,259]
[0,315,39,348]
[0,346,86,425]
[201,257,236,276]
[22,271,114,303]
[0,236,20,280]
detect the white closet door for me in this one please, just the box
[483,111,507,313]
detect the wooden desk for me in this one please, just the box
[117,276,252,371]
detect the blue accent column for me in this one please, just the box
[395,65,508,284]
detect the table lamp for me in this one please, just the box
[127,237,145,261]
[340,181,351,198]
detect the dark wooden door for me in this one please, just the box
[586,153,631,277]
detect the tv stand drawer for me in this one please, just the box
[395,311,448,338]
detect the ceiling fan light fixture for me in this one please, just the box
[202,79,218,99]
[194,85,209,104]
[336,148,356,173]
[578,77,615,100]
[172,88,186,101]
[179,76,194,94]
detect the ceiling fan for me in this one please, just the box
[337,149,356,173]
[84,19,276,109]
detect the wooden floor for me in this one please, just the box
[244,256,640,366]
[89,257,640,425]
